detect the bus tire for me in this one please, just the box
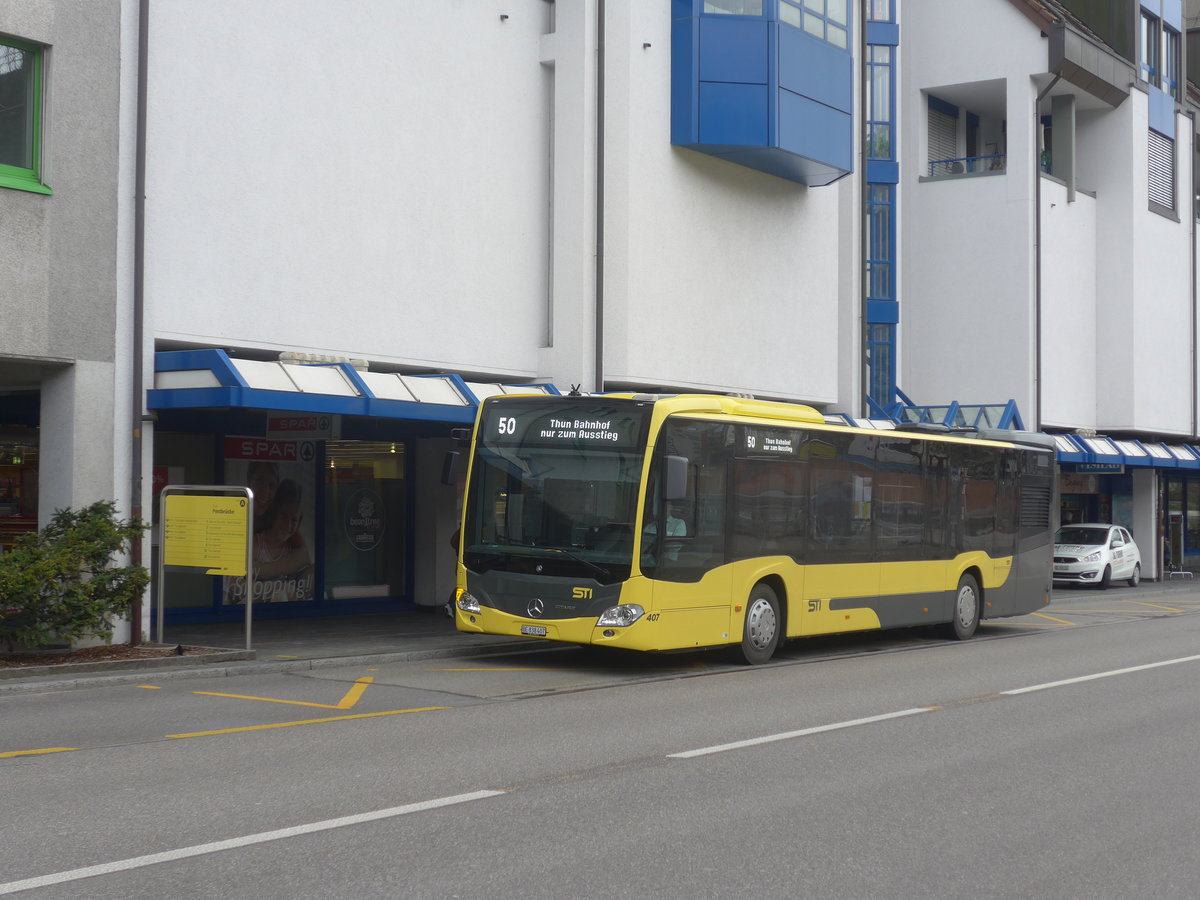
[737,583,781,665]
[948,573,980,640]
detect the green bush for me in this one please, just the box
[0,501,149,651]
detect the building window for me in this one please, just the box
[1140,11,1159,83]
[0,36,50,195]
[1162,25,1180,100]
[1149,129,1175,211]
[866,46,892,159]
[867,185,893,299]
[779,0,849,50]
[868,0,894,23]
[1140,11,1181,101]
[926,91,1006,177]
[703,0,763,14]
[927,95,959,174]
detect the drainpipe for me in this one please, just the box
[594,0,605,391]
[1034,71,1062,432]
[130,0,150,644]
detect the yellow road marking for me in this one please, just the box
[1031,612,1076,625]
[193,676,374,709]
[429,667,555,672]
[1131,601,1183,612]
[1,747,77,758]
[1062,609,1171,615]
[168,706,446,738]
[138,685,162,690]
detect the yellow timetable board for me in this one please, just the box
[162,494,250,575]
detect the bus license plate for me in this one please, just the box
[521,625,548,637]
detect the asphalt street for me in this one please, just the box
[3,579,1200,898]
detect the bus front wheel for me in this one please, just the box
[948,573,981,640]
[737,583,781,665]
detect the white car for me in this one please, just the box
[1053,523,1141,589]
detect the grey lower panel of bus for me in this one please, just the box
[828,591,954,630]
[468,570,623,619]
[830,566,1048,629]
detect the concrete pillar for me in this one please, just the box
[1132,467,1158,579]
[38,361,119,517]
[1050,93,1076,202]
[38,360,130,641]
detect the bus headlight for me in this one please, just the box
[456,590,481,614]
[597,604,645,628]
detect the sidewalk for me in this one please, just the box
[0,609,541,695]
[4,579,1199,695]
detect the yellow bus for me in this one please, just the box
[453,393,1056,664]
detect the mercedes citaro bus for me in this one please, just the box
[451,393,1056,664]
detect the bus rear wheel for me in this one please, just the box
[737,583,781,665]
[947,573,980,640]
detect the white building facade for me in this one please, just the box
[6,0,1200,638]
[902,0,1200,577]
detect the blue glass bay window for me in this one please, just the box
[671,0,853,186]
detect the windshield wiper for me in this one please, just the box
[539,546,611,580]
[482,539,611,579]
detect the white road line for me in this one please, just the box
[668,708,935,759]
[1001,654,1200,695]
[0,790,506,896]
[671,654,1200,760]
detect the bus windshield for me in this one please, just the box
[462,398,653,583]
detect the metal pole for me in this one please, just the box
[245,490,254,651]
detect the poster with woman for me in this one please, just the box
[222,438,317,605]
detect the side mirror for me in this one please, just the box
[441,450,460,486]
[664,455,689,501]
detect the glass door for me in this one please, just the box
[323,441,407,602]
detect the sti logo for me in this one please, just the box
[572,587,593,600]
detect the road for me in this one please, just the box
[3,583,1200,898]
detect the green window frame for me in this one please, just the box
[0,35,52,195]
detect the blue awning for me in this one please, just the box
[148,349,559,424]
[1052,433,1200,470]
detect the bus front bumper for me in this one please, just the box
[455,605,660,651]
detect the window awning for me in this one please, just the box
[1052,433,1200,470]
[148,350,559,424]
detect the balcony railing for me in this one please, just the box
[927,154,1006,177]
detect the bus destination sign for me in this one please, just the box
[484,401,648,453]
